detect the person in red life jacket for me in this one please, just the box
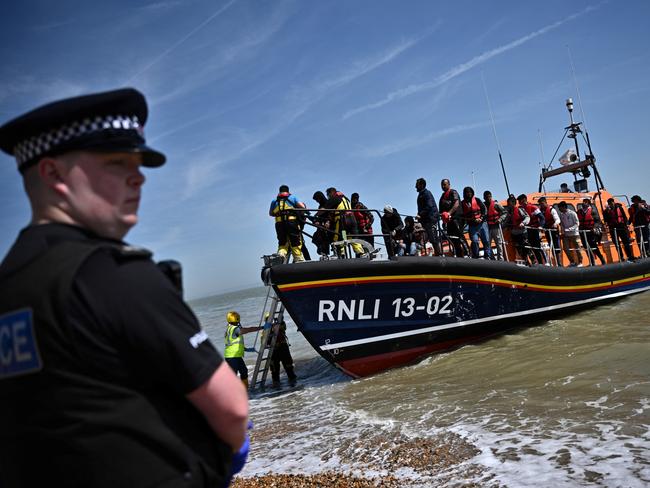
[538,196,563,266]
[577,197,606,266]
[505,194,534,265]
[483,190,507,260]
[461,187,493,259]
[439,178,469,257]
[603,197,635,261]
[324,187,365,258]
[351,192,374,247]
[516,194,546,265]
[415,178,442,255]
[381,205,405,256]
[628,195,650,257]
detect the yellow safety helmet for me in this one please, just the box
[226,311,240,324]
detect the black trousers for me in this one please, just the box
[271,343,296,383]
[527,228,546,264]
[445,220,468,257]
[610,225,633,260]
[275,220,302,250]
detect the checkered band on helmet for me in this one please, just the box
[12,114,142,165]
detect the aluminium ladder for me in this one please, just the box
[249,288,286,391]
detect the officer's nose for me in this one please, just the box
[128,168,146,188]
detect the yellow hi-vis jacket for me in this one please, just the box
[224,324,244,358]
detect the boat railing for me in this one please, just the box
[276,207,648,265]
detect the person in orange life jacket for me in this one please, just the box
[483,190,507,261]
[603,197,634,261]
[262,313,297,388]
[415,178,442,255]
[269,185,306,262]
[516,194,547,265]
[311,191,331,257]
[537,196,563,266]
[351,192,374,247]
[505,194,534,265]
[324,187,365,257]
[461,187,493,259]
[628,195,650,256]
[577,197,606,266]
[439,178,469,257]
[381,205,405,256]
[0,89,250,487]
[558,201,583,267]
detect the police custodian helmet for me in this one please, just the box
[0,88,166,173]
[226,311,241,324]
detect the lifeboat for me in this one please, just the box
[261,100,650,378]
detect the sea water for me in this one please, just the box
[192,286,650,487]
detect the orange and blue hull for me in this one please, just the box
[263,258,650,377]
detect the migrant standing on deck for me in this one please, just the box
[461,186,492,259]
[628,195,650,257]
[381,205,405,257]
[603,197,634,261]
[351,192,375,247]
[415,178,441,255]
[483,190,507,260]
[558,201,583,267]
[538,196,563,266]
[517,194,546,264]
[0,88,249,488]
[577,197,606,266]
[439,178,468,257]
[269,185,306,262]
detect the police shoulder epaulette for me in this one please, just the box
[104,244,153,260]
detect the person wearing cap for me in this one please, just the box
[0,89,249,487]
[224,311,264,389]
[269,184,307,263]
[628,195,650,257]
[603,197,634,261]
[381,204,405,257]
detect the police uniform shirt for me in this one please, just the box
[0,223,227,487]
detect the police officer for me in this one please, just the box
[224,310,264,389]
[0,89,249,487]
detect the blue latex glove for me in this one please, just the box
[262,321,272,330]
[244,347,256,353]
[223,421,252,487]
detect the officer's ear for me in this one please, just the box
[37,156,67,194]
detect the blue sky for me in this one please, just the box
[1,0,649,298]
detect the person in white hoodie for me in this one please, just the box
[558,201,583,267]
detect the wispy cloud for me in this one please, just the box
[343,5,600,120]
[125,0,238,85]
[179,31,433,198]
[359,120,489,158]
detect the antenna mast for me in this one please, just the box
[481,73,511,196]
